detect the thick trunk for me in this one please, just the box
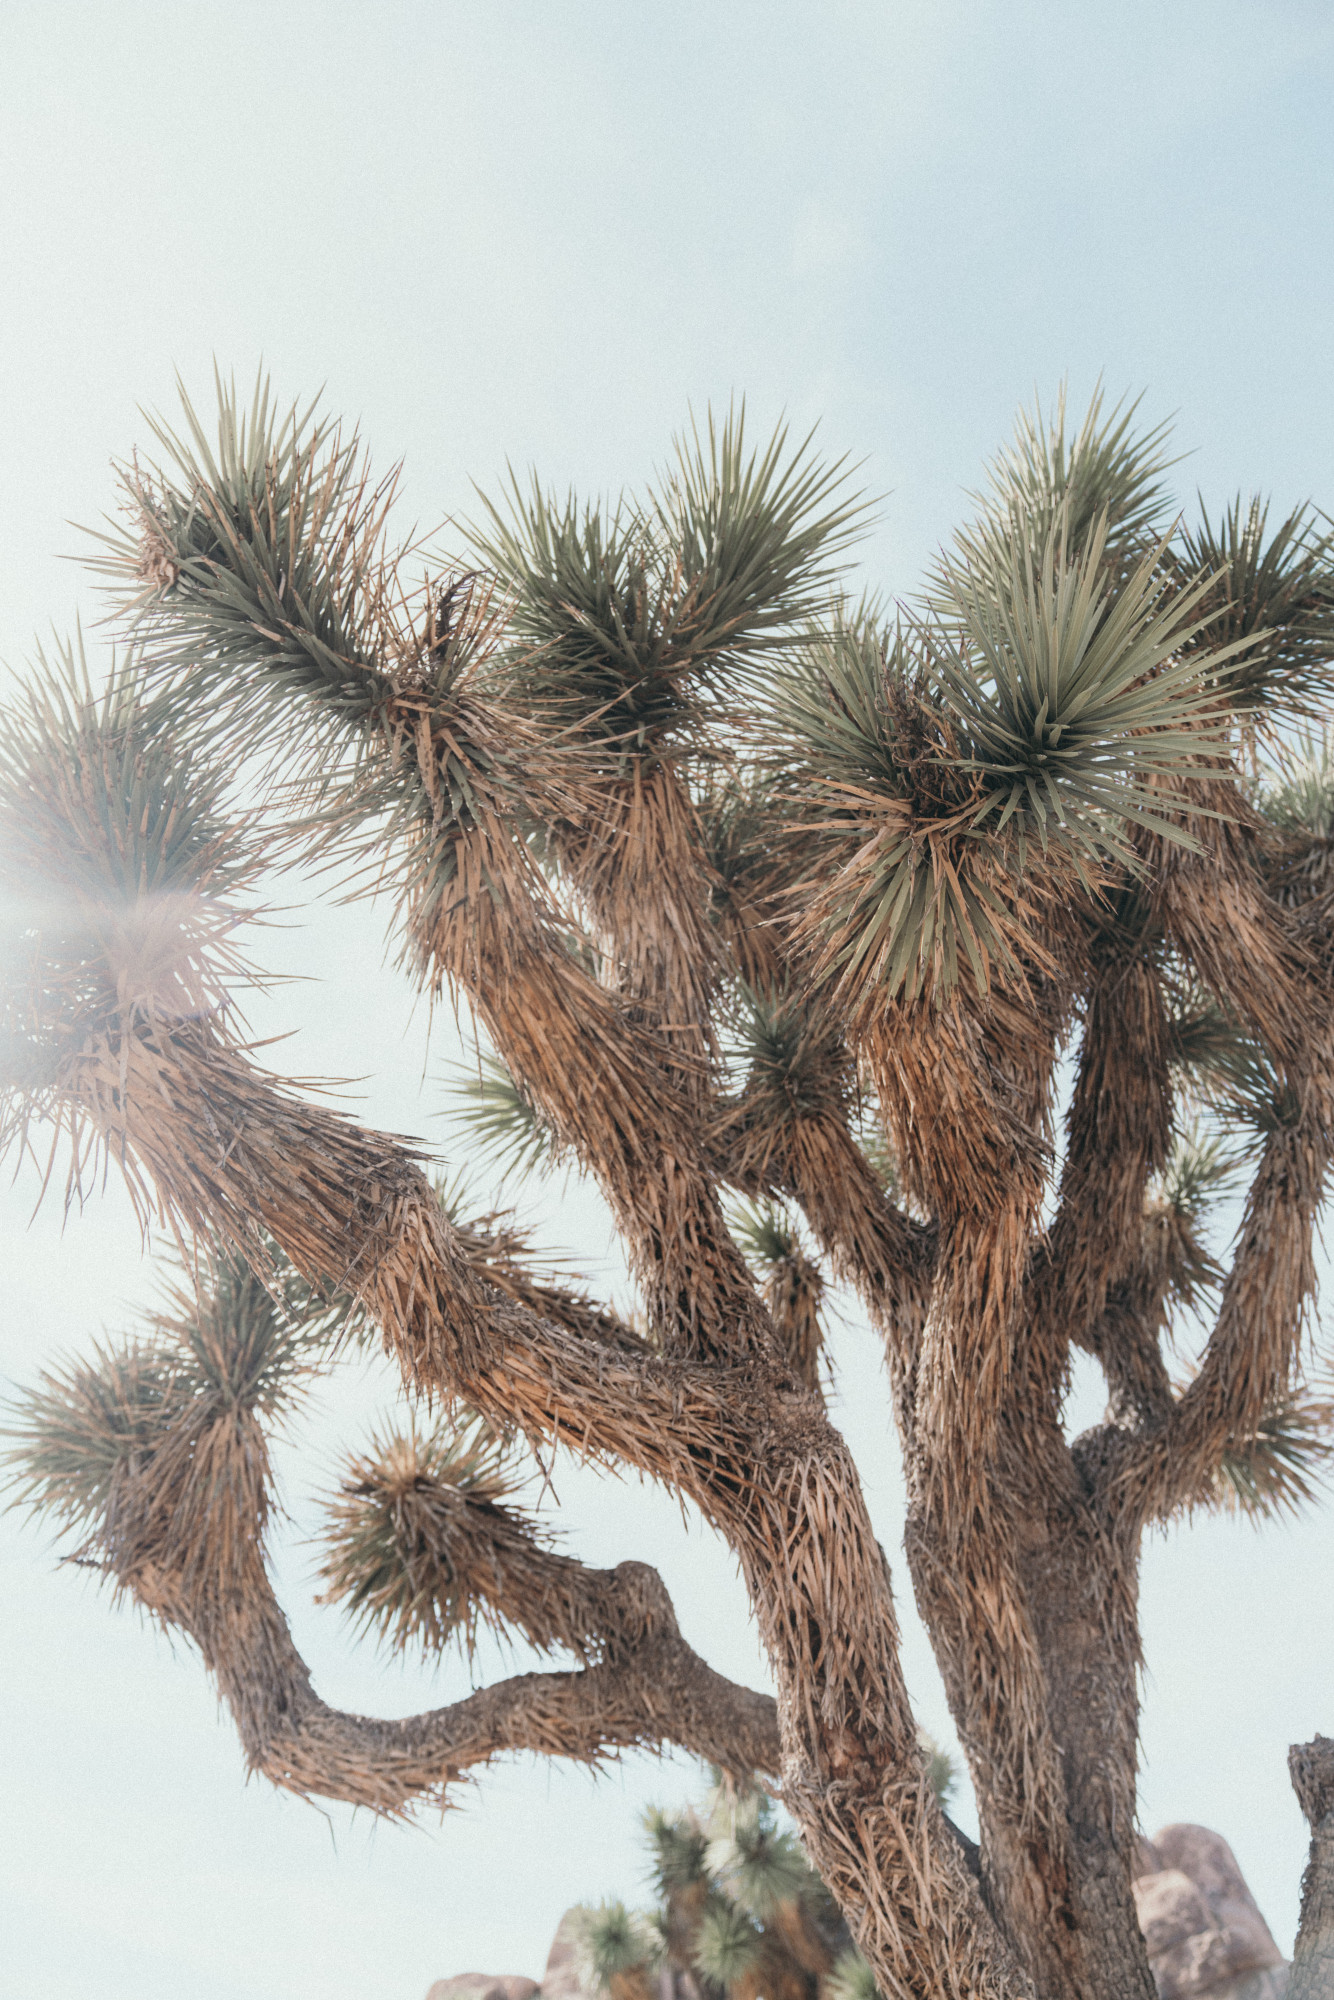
[903,1411,1158,2000]
[1029,1522,1157,2000]
[724,1428,1035,2000]
[1289,1737,1334,2000]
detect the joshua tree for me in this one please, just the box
[577,1765,956,2000]
[6,380,1334,2000]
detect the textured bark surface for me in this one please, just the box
[1290,1738,1334,2000]
[6,386,1333,2000]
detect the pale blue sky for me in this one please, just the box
[3,5,1334,1996]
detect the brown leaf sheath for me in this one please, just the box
[550,755,727,1063]
[1025,945,1173,1406]
[1288,1735,1334,2000]
[399,806,773,1363]
[1116,1073,1330,1524]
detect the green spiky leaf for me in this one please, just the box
[87,370,395,751]
[826,1950,882,2000]
[728,1198,803,1272]
[928,513,1245,866]
[967,383,1178,568]
[1172,499,1334,721]
[0,638,260,1131]
[1259,730,1334,841]
[2,1242,327,1566]
[474,408,867,748]
[575,1902,660,1989]
[446,1053,554,1184]
[1214,1387,1334,1521]
[643,1808,712,1895]
[920,1732,958,1812]
[3,1340,187,1543]
[1158,1126,1243,1226]
[706,1809,814,1920]
[691,1899,763,1985]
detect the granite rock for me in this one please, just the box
[539,1908,599,2000]
[426,1975,539,2000]
[1133,1825,1287,2000]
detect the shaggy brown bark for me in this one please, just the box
[5,384,1332,2000]
[1289,1736,1334,2000]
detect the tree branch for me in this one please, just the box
[1024,941,1171,1402]
[61,1023,1026,2000]
[1155,790,1325,1076]
[27,1019,790,1517]
[207,1563,782,1809]
[102,1420,783,1805]
[1084,1263,1177,1432]
[709,1000,935,1390]
[398,807,774,1365]
[1111,1084,1330,1523]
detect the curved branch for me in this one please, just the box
[216,1563,782,1809]
[1024,945,1171,1401]
[1155,791,1325,1075]
[31,1020,779,1519]
[770,1115,933,1417]
[111,1442,781,1805]
[546,756,728,1066]
[448,1206,641,1349]
[1111,1084,1330,1523]
[708,1006,935,1391]
[1084,1263,1177,1432]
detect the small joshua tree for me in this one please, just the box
[5,379,1334,2000]
[577,1765,955,2000]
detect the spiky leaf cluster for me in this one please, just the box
[824,1952,882,2000]
[727,1199,828,1390]
[0,642,258,1123]
[970,385,1177,567]
[755,392,1326,1009]
[1213,1386,1334,1521]
[692,1901,764,1986]
[706,1797,814,1921]
[447,1053,555,1185]
[574,1902,662,2000]
[475,410,868,755]
[87,378,556,968]
[2,1245,329,1585]
[1171,500,1334,721]
[583,1778,868,2000]
[90,372,395,744]
[767,538,1253,1006]
[1259,730,1334,842]
[315,1416,543,1659]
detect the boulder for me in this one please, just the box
[1135,1870,1217,1961]
[425,1978,539,2000]
[426,1828,1291,2000]
[540,1908,599,2000]
[1133,1825,1287,2000]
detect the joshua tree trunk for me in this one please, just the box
[5,381,1334,2000]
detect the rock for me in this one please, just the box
[428,1828,1290,2000]
[1133,1825,1287,2000]
[425,1977,539,2000]
[540,1908,598,2000]
[1205,1975,1289,2000]
[1135,1871,1217,1960]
